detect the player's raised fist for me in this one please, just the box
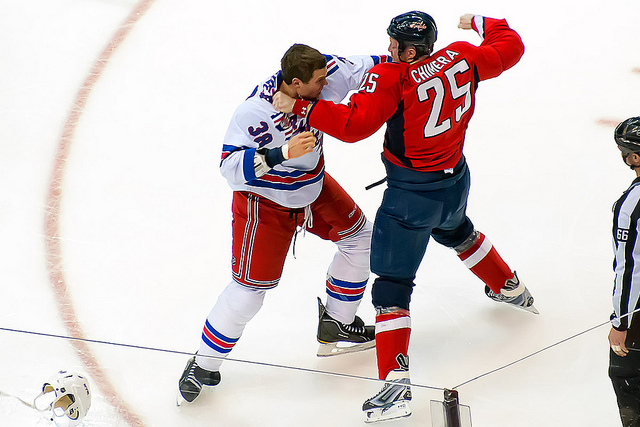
[458,14,475,30]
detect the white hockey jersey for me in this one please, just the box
[220,54,389,208]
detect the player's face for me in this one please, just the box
[296,68,328,101]
[388,37,401,62]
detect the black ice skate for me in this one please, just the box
[362,376,412,423]
[316,297,375,357]
[177,356,220,406]
[485,271,539,314]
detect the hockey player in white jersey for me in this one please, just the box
[178,44,391,404]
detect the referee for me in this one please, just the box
[610,116,640,427]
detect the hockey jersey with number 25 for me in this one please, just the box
[304,17,524,172]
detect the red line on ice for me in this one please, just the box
[44,1,156,425]
[596,118,622,128]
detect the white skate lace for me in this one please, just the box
[341,318,365,334]
[187,363,202,387]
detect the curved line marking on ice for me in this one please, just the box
[44,1,157,425]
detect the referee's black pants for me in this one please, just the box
[610,349,640,427]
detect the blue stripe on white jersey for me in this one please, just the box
[264,168,308,178]
[248,166,325,191]
[371,55,392,65]
[221,144,242,163]
[242,148,258,181]
[326,58,339,77]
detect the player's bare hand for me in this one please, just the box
[458,14,475,30]
[273,91,295,113]
[288,131,316,158]
[609,327,629,357]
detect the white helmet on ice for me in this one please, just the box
[34,370,91,426]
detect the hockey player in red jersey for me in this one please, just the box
[274,12,537,422]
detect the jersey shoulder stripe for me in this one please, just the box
[371,55,392,65]
[326,57,339,77]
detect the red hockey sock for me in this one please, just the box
[457,232,513,294]
[375,309,411,380]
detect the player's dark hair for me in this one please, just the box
[398,41,430,59]
[281,44,327,84]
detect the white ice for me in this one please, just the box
[1,0,639,426]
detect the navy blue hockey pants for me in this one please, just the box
[370,156,474,311]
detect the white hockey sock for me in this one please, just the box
[196,281,266,371]
[325,221,371,323]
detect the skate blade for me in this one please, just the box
[176,390,199,407]
[364,401,412,423]
[511,302,539,314]
[493,298,539,314]
[176,392,187,407]
[317,340,376,357]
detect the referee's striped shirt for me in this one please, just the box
[612,176,640,332]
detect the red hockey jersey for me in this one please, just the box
[304,17,524,171]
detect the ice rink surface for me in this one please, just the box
[1,0,639,425]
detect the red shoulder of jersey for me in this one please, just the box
[307,62,408,142]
